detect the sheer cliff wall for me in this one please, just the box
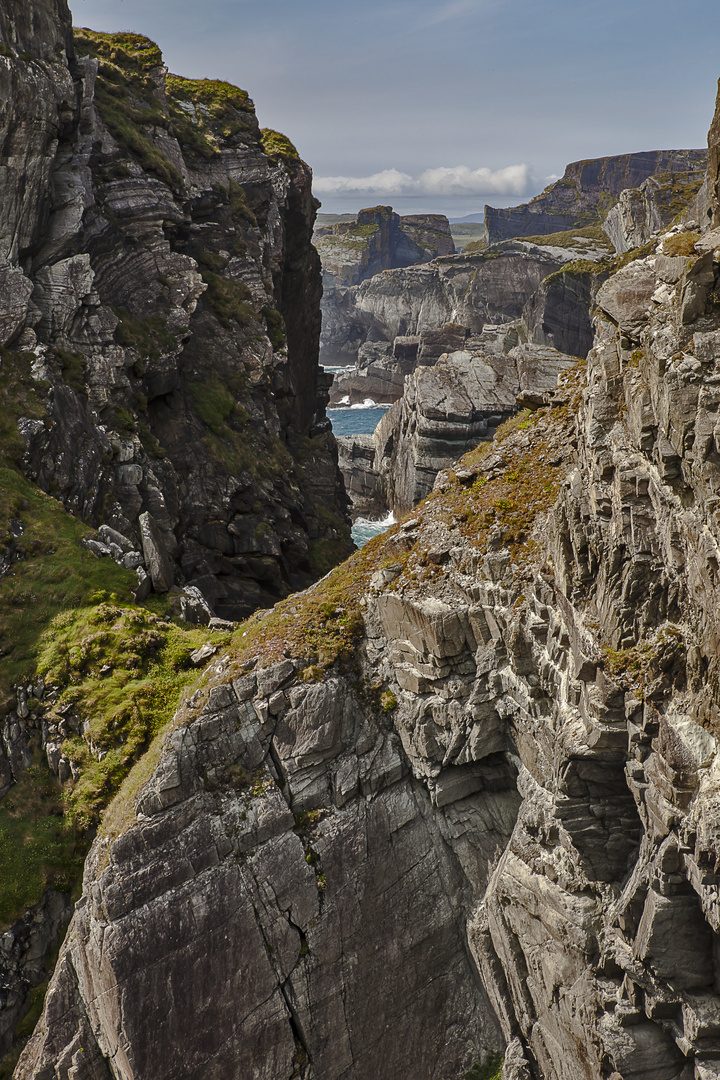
[0,4,351,624]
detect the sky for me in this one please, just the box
[71,0,720,218]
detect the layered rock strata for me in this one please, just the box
[19,190,720,1079]
[314,205,454,289]
[0,13,351,623]
[337,343,576,516]
[320,237,602,368]
[485,149,706,245]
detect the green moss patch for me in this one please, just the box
[521,225,612,251]
[260,128,300,163]
[112,307,178,361]
[166,75,256,143]
[200,270,256,329]
[661,231,701,257]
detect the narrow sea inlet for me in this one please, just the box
[327,400,395,546]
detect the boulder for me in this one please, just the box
[138,512,174,593]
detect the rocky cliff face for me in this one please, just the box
[17,83,720,1080]
[485,150,706,245]
[315,205,454,290]
[0,9,351,624]
[320,236,605,367]
[338,342,576,517]
[603,168,710,254]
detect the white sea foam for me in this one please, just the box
[352,510,396,547]
[349,398,391,410]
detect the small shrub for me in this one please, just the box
[380,689,397,712]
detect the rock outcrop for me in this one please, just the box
[315,205,454,289]
[337,343,577,516]
[485,150,706,245]
[320,237,604,368]
[603,169,708,253]
[0,13,351,624]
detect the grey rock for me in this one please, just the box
[179,585,214,625]
[138,512,174,593]
[0,268,34,347]
[596,258,657,339]
[190,642,217,665]
[486,149,706,244]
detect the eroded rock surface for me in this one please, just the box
[315,205,454,289]
[0,16,351,623]
[20,189,720,1079]
[338,344,576,517]
[485,150,706,245]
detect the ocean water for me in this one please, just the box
[327,402,390,438]
[351,510,396,547]
[327,400,394,546]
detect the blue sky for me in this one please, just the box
[71,0,720,216]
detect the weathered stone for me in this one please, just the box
[138,511,174,593]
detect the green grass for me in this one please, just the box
[520,224,612,251]
[74,28,181,189]
[260,128,300,163]
[166,75,256,142]
[262,307,286,351]
[112,307,179,362]
[0,763,80,924]
[190,377,239,436]
[200,270,256,329]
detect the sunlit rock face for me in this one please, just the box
[10,9,720,1080]
[485,149,707,245]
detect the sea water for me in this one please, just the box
[327,399,395,547]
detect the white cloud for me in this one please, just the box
[313,163,532,198]
[313,169,415,196]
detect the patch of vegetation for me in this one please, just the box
[200,270,256,329]
[74,28,181,189]
[520,224,612,251]
[54,347,86,396]
[0,593,228,931]
[166,75,256,142]
[262,307,286,351]
[600,625,686,693]
[465,1051,504,1080]
[0,763,80,924]
[74,28,163,70]
[380,689,397,712]
[463,239,489,255]
[227,180,257,228]
[36,603,228,830]
[112,307,178,362]
[661,231,700,257]
[190,377,244,437]
[260,128,300,163]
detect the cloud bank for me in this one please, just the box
[313,163,532,199]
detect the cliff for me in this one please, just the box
[314,205,454,290]
[0,8,351,627]
[320,234,609,367]
[0,1,355,1065]
[5,5,720,1078]
[485,150,706,245]
[15,71,720,1080]
[337,343,577,516]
